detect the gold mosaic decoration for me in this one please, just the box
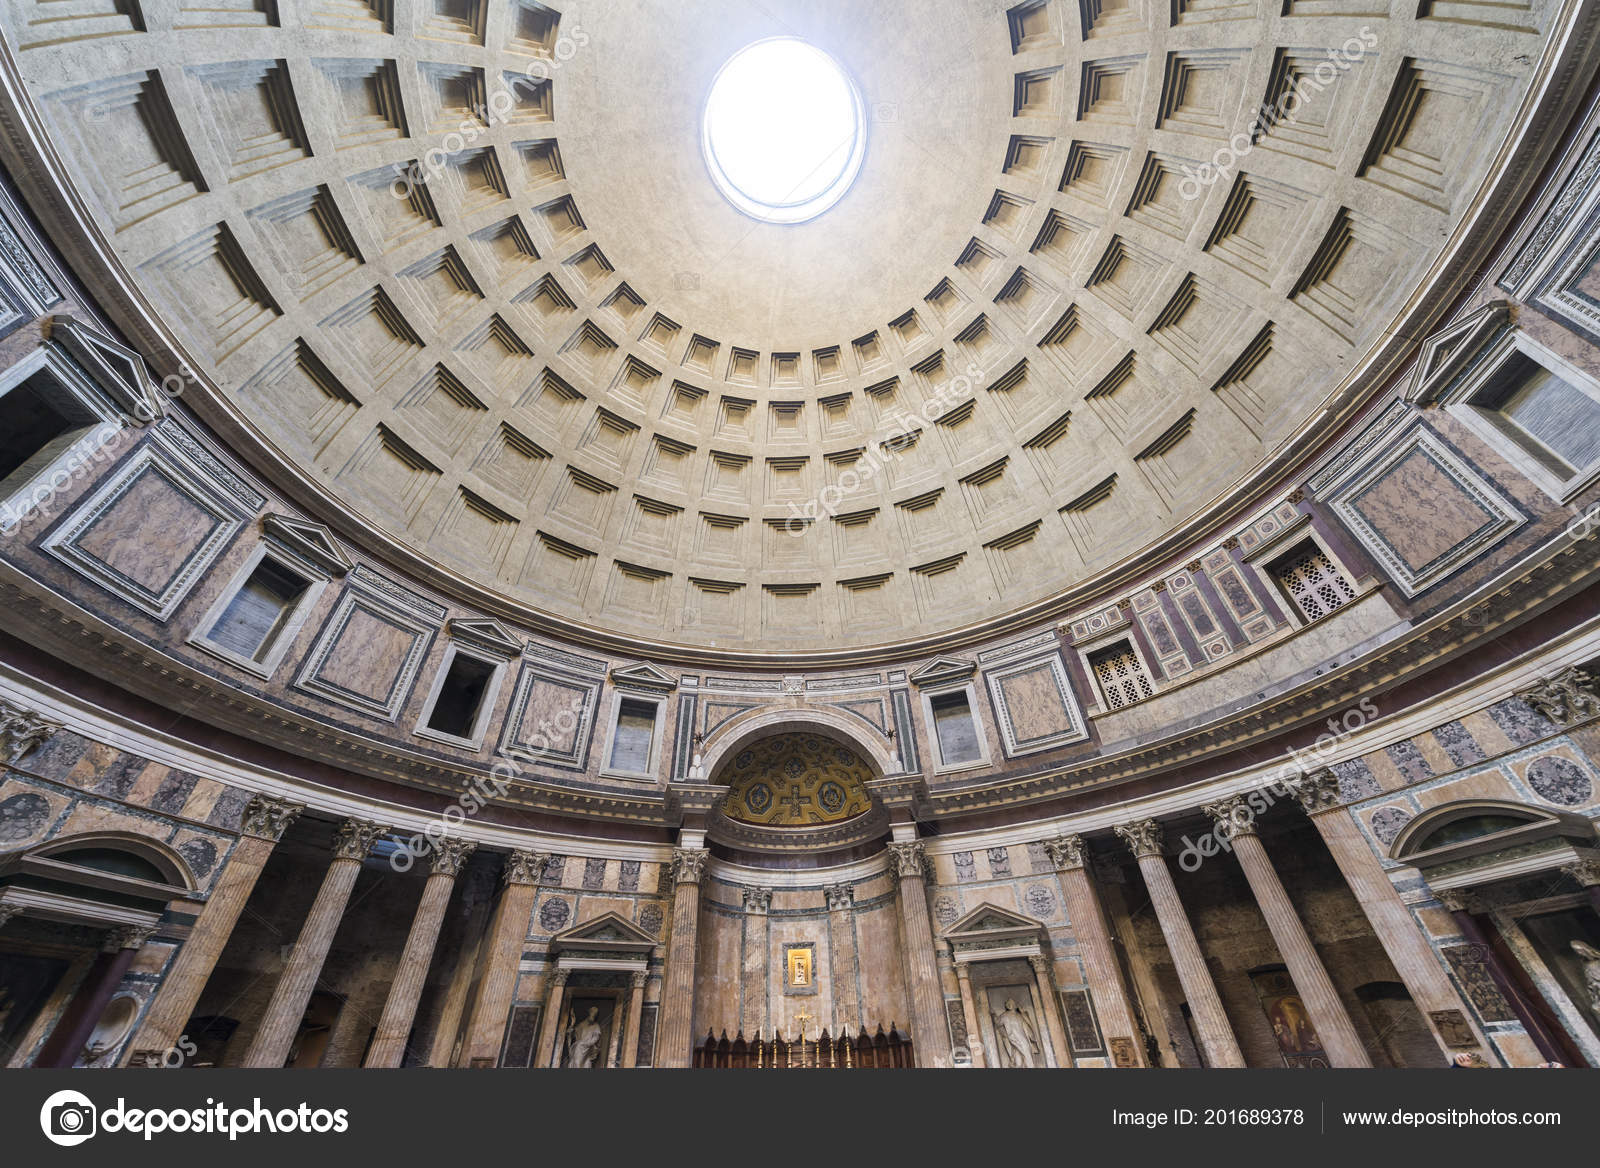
[721,734,872,827]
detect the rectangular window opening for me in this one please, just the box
[425,653,498,739]
[1472,352,1600,480]
[205,557,310,662]
[608,697,657,773]
[0,373,98,493]
[1089,641,1154,710]
[1266,538,1355,624]
[930,690,981,766]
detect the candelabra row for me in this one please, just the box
[692,1023,914,1068]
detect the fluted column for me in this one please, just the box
[36,925,155,1067]
[1043,834,1146,1067]
[621,970,647,1068]
[125,794,302,1066]
[1029,954,1073,1068]
[953,961,986,1067]
[461,849,546,1067]
[1115,819,1245,1068]
[889,840,950,1068]
[825,883,860,1033]
[656,846,708,1068]
[365,838,477,1068]
[1204,797,1370,1067]
[1293,771,1492,1060]
[242,817,388,1068]
[536,967,570,1067]
[740,886,771,1039]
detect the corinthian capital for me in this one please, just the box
[1114,818,1164,859]
[743,886,772,913]
[1202,796,1258,840]
[0,700,60,763]
[670,847,709,886]
[502,849,548,887]
[332,817,390,861]
[430,837,478,878]
[1561,855,1600,888]
[239,794,304,842]
[825,883,855,912]
[1516,666,1600,725]
[1042,834,1087,872]
[887,840,927,880]
[103,924,155,952]
[1292,769,1343,815]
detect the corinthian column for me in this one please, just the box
[621,970,647,1068]
[1029,954,1073,1068]
[461,849,546,1067]
[889,840,950,1068]
[365,838,477,1068]
[1203,797,1370,1067]
[1115,819,1245,1068]
[953,962,985,1066]
[1293,771,1491,1061]
[1043,834,1145,1067]
[825,883,861,1034]
[242,817,388,1068]
[125,794,302,1066]
[656,846,709,1068]
[740,886,771,1040]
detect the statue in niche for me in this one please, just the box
[990,998,1042,1068]
[1572,941,1600,1015]
[563,1006,605,1068]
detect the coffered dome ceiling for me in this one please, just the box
[6,0,1559,653]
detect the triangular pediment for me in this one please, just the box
[551,910,656,954]
[909,656,976,687]
[943,901,1043,939]
[49,315,162,423]
[1404,300,1513,406]
[447,617,523,659]
[610,661,678,692]
[261,513,353,576]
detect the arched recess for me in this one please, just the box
[1388,799,1595,868]
[698,705,899,785]
[28,831,199,894]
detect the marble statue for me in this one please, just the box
[564,1006,604,1068]
[1571,940,1600,1016]
[991,998,1042,1068]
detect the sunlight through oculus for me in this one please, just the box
[702,38,866,225]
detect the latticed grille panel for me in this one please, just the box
[1091,644,1153,710]
[1273,544,1355,621]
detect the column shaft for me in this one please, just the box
[1030,955,1073,1068]
[35,930,147,1068]
[461,850,544,1067]
[1297,777,1492,1060]
[740,887,770,1039]
[1117,820,1244,1068]
[537,971,568,1067]
[954,964,985,1067]
[365,842,472,1069]
[1046,836,1146,1066]
[825,885,860,1033]
[125,796,301,1066]
[621,973,646,1069]
[889,842,949,1068]
[656,847,708,1068]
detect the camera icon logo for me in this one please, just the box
[40,1089,97,1146]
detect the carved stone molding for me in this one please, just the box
[0,700,60,763]
[103,924,155,952]
[238,794,304,842]
[1561,857,1600,888]
[552,968,570,987]
[1515,666,1600,725]
[331,818,390,862]
[1027,953,1051,975]
[503,849,549,887]
[743,886,772,913]
[1293,768,1343,814]
[631,970,647,988]
[1435,888,1485,914]
[430,838,478,878]
[824,883,855,912]
[887,840,928,880]
[670,847,709,886]
[1202,796,1259,839]
[1115,819,1164,859]
[1043,834,1087,872]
